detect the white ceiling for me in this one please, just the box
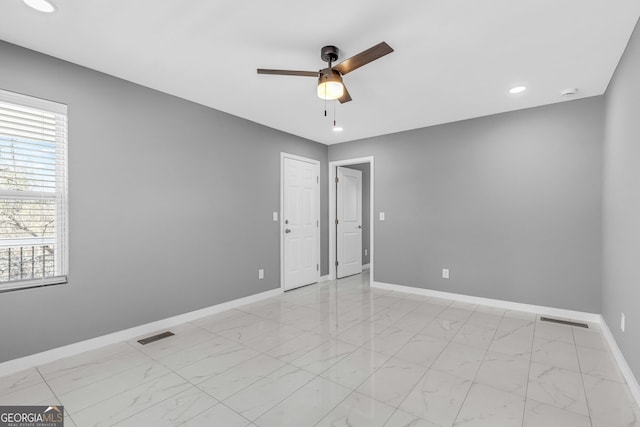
[1,1,639,144]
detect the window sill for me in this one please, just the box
[0,276,68,293]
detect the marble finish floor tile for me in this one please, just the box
[253,376,351,427]
[523,399,591,427]
[356,357,428,407]
[175,344,259,384]
[527,362,589,416]
[0,368,47,394]
[337,321,388,346]
[114,386,218,426]
[453,383,525,427]
[451,322,497,350]
[180,403,252,427]
[420,316,466,341]
[431,342,486,380]
[1,272,637,427]
[393,333,448,367]
[320,347,390,389]
[488,317,535,358]
[58,362,171,413]
[38,342,151,395]
[0,380,57,406]
[156,334,241,371]
[531,337,580,372]
[71,372,191,426]
[383,409,440,427]
[576,345,626,383]
[582,374,640,427]
[222,364,314,421]
[534,321,575,344]
[316,391,395,427]
[362,326,416,357]
[400,368,472,426]
[572,327,609,351]
[196,354,286,400]
[475,351,530,396]
[265,332,328,362]
[391,311,437,333]
[289,338,357,375]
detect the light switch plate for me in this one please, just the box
[273,212,278,221]
[442,268,449,279]
[379,212,385,221]
[258,269,264,279]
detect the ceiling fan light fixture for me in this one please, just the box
[317,71,344,100]
[23,0,56,13]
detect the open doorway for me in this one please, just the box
[329,157,374,281]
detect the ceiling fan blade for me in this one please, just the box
[333,42,394,75]
[338,84,352,104]
[257,69,319,77]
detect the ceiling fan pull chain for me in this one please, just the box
[333,101,337,127]
[324,90,327,117]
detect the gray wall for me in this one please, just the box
[329,98,604,313]
[343,163,371,265]
[0,41,328,363]
[603,18,640,380]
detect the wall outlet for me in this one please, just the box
[621,312,626,332]
[364,248,368,257]
[379,212,385,221]
[442,268,449,279]
[258,269,264,279]
[272,212,278,221]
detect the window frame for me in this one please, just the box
[0,89,68,292]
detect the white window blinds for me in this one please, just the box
[0,89,68,292]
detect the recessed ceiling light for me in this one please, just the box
[560,88,579,97]
[23,0,56,13]
[332,127,343,132]
[509,86,527,94]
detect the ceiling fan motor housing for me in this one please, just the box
[321,45,339,64]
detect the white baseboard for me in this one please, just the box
[362,264,370,271]
[318,275,331,283]
[0,287,283,378]
[371,281,601,323]
[599,318,640,406]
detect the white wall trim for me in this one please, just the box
[318,274,331,283]
[371,281,601,323]
[329,156,374,282]
[0,287,282,378]
[600,317,640,406]
[280,153,321,291]
[362,264,370,270]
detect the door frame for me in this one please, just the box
[329,156,374,281]
[280,152,321,291]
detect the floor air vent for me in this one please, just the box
[540,316,588,328]
[137,331,175,345]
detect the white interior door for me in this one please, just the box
[283,157,319,291]
[337,166,362,278]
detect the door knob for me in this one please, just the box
[358,225,362,229]
[285,228,291,233]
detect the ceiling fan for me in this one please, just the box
[257,41,394,104]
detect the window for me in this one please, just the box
[0,89,68,292]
